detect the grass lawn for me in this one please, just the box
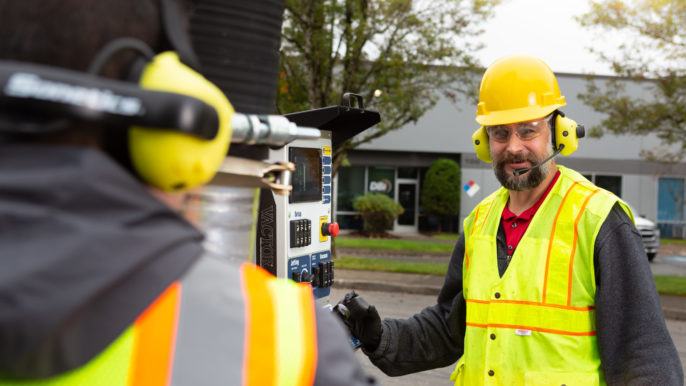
[335,237,454,253]
[662,238,686,245]
[654,275,686,296]
[430,233,460,241]
[335,257,686,297]
[335,256,449,276]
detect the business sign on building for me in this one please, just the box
[369,178,392,193]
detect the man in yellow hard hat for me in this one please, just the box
[0,1,375,385]
[336,54,683,384]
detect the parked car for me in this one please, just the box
[632,210,661,262]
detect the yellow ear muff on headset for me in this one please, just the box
[472,126,492,163]
[552,111,584,156]
[471,111,585,164]
[129,51,233,191]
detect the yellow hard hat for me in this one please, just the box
[475,54,565,126]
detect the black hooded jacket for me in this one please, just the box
[0,144,204,377]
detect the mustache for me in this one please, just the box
[496,153,538,165]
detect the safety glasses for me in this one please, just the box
[486,116,549,143]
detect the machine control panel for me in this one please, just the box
[256,132,337,302]
[255,97,381,304]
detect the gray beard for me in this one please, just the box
[493,151,553,191]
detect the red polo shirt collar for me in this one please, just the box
[501,170,560,256]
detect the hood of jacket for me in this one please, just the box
[0,145,204,378]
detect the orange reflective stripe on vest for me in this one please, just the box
[542,181,600,306]
[128,282,181,386]
[241,264,277,385]
[465,298,596,336]
[130,260,318,386]
[240,263,318,386]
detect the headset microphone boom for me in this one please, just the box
[512,145,564,177]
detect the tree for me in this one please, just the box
[420,158,461,232]
[577,0,686,163]
[278,0,500,174]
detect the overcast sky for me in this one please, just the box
[474,0,621,75]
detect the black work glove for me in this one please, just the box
[334,290,382,351]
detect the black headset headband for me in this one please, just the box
[0,61,219,139]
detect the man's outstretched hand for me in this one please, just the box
[334,291,382,351]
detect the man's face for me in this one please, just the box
[487,116,554,191]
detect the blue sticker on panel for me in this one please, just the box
[288,252,332,299]
[288,254,311,283]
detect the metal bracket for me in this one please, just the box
[341,92,364,110]
[210,156,295,195]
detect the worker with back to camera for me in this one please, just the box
[0,0,376,384]
[336,54,683,385]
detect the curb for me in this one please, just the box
[663,307,686,321]
[334,279,441,296]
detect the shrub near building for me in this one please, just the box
[353,193,404,237]
[421,158,461,233]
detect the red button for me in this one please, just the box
[328,222,339,237]
[321,222,340,237]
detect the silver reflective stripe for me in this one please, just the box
[170,255,246,386]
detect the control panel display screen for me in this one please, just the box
[289,147,322,203]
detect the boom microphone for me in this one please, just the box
[513,145,564,177]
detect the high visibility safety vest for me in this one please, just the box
[451,166,632,386]
[1,257,318,386]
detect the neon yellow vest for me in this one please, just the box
[0,261,318,386]
[451,165,632,386]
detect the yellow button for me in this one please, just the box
[319,215,329,242]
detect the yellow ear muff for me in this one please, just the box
[129,51,233,191]
[472,126,492,163]
[553,113,584,156]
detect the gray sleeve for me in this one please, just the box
[363,235,466,376]
[313,304,378,386]
[595,204,684,385]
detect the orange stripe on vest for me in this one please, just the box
[129,281,182,386]
[466,322,597,336]
[241,263,277,386]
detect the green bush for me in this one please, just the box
[421,158,461,232]
[353,193,404,236]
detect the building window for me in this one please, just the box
[336,166,365,212]
[583,174,622,197]
[658,177,685,239]
[335,166,398,231]
[335,166,366,230]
